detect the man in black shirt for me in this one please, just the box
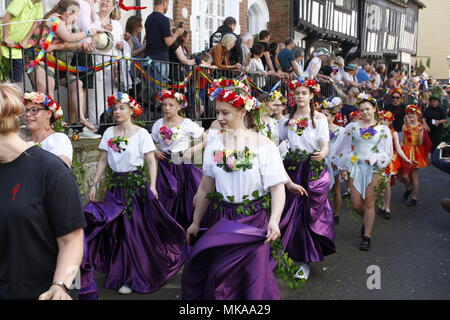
[423,95,448,151]
[384,89,406,134]
[144,0,184,84]
[209,17,243,65]
[255,30,275,72]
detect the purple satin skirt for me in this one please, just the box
[280,158,336,263]
[82,171,187,296]
[182,198,281,300]
[156,159,203,230]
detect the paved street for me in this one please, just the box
[96,165,450,300]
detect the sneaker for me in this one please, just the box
[384,211,392,220]
[334,215,340,225]
[118,285,132,295]
[406,199,417,207]
[294,263,310,280]
[79,127,102,140]
[360,224,365,237]
[402,190,412,202]
[377,208,386,216]
[359,236,371,251]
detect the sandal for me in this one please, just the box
[80,118,97,132]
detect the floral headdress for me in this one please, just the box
[156,89,188,108]
[390,88,403,96]
[107,92,143,119]
[317,100,339,115]
[405,104,421,115]
[23,92,63,120]
[287,77,321,94]
[378,110,395,122]
[208,78,261,112]
[268,90,283,102]
[356,93,377,106]
[349,110,361,119]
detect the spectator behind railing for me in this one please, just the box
[169,29,195,82]
[209,17,243,66]
[269,42,282,74]
[209,33,241,71]
[292,47,305,78]
[255,30,275,73]
[246,43,267,89]
[240,32,254,67]
[333,56,345,85]
[144,0,184,89]
[125,15,146,90]
[277,39,301,77]
[342,63,360,88]
[304,48,330,80]
[27,0,99,131]
[1,0,43,87]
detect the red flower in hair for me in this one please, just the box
[108,95,117,107]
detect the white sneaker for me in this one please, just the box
[295,263,310,280]
[118,284,132,295]
[79,127,102,140]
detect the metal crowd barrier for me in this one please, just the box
[2,47,287,130]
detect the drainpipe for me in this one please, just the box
[136,0,142,17]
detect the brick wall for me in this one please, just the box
[240,0,249,34]
[173,0,193,53]
[267,0,292,43]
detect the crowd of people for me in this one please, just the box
[1,0,450,301]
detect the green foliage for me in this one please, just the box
[53,117,66,133]
[0,55,11,81]
[285,149,326,181]
[271,239,305,290]
[426,57,431,69]
[72,152,86,196]
[105,167,149,220]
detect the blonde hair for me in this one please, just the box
[221,33,237,50]
[0,83,25,134]
[110,1,121,20]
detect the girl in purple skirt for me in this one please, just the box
[182,79,289,300]
[83,93,186,296]
[152,90,208,229]
[278,78,336,281]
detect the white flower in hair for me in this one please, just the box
[174,92,183,101]
[244,97,254,112]
[56,108,64,118]
[121,94,130,104]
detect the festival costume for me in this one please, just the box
[278,116,336,263]
[401,124,430,168]
[82,126,187,296]
[384,128,402,177]
[327,125,344,189]
[331,122,393,199]
[152,118,204,229]
[182,134,288,300]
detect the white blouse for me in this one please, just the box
[99,127,156,173]
[330,122,393,171]
[29,133,73,162]
[203,135,288,203]
[279,117,330,153]
[151,118,205,153]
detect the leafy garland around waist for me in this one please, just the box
[105,167,150,220]
[205,190,305,289]
[285,148,326,181]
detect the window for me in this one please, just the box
[335,0,355,11]
[366,4,381,31]
[191,0,239,53]
[405,8,415,32]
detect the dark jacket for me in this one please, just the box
[432,149,450,174]
[209,25,243,65]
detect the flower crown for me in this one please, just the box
[107,92,143,119]
[317,100,339,115]
[23,92,63,120]
[390,88,403,96]
[157,89,188,108]
[405,104,421,115]
[378,110,395,122]
[208,78,261,112]
[287,77,321,94]
[349,111,361,119]
[268,90,283,102]
[356,93,377,106]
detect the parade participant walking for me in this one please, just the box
[152,89,207,229]
[182,79,289,300]
[84,93,186,295]
[24,92,72,168]
[259,91,283,143]
[331,94,393,251]
[318,99,344,224]
[278,77,335,280]
[400,105,432,207]
[0,83,85,300]
[378,110,415,219]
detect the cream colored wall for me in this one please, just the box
[415,0,450,80]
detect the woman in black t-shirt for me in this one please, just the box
[0,83,86,300]
[423,95,448,151]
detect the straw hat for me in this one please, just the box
[92,32,114,52]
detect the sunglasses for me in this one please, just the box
[392,96,401,99]
[25,107,47,115]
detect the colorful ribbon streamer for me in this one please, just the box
[118,0,147,11]
[27,17,59,74]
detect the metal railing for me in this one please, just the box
[2,47,346,131]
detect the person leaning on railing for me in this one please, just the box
[209,33,242,72]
